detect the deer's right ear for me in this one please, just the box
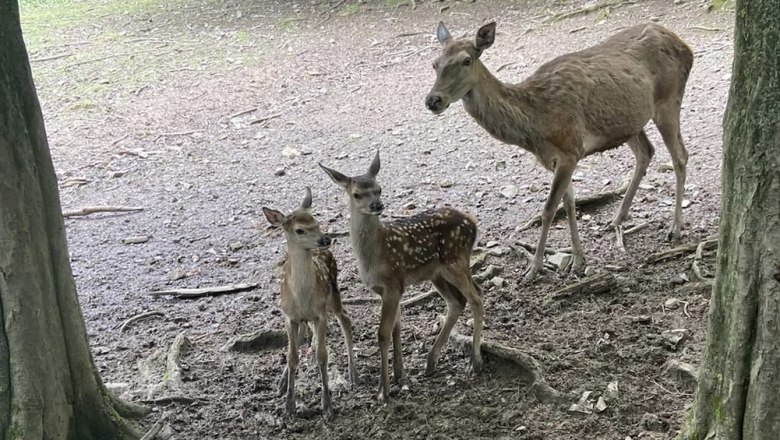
[367,151,381,177]
[319,163,350,188]
[262,207,286,226]
[301,187,313,209]
[436,21,452,46]
[475,22,496,53]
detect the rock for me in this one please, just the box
[495,160,506,171]
[403,202,417,210]
[229,242,244,251]
[547,253,572,270]
[474,264,502,282]
[470,252,487,270]
[485,241,499,248]
[167,270,187,281]
[657,162,674,172]
[274,167,286,176]
[281,146,299,157]
[661,329,690,349]
[605,381,619,401]
[568,391,594,414]
[663,360,698,388]
[439,180,454,188]
[487,246,509,257]
[664,297,683,309]
[490,276,506,288]
[640,413,667,432]
[334,151,349,159]
[594,397,608,413]
[121,235,150,244]
[682,199,692,208]
[584,266,596,277]
[631,315,652,324]
[499,185,519,199]
[670,273,689,285]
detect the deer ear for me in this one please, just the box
[262,207,286,226]
[367,151,381,177]
[436,21,452,46]
[475,22,496,54]
[300,187,312,209]
[319,163,350,188]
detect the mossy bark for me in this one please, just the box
[679,0,780,439]
[0,1,144,438]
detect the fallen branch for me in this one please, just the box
[518,178,630,231]
[164,333,191,387]
[646,235,718,264]
[120,311,165,333]
[62,206,144,218]
[544,0,630,23]
[449,331,560,403]
[153,130,201,141]
[514,240,556,256]
[139,396,206,406]
[148,282,259,299]
[227,107,257,119]
[248,113,282,125]
[546,272,617,301]
[401,290,438,307]
[691,25,724,32]
[140,411,169,440]
[615,225,627,253]
[692,237,718,281]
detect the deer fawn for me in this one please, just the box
[426,22,693,280]
[262,187,357,421]
[320,152,485,402]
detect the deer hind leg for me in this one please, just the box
[653,102,688,241]
[425,277,466,375]
[442,265,485,374]
[328,294,357,387]
[563,183,585,273]
[611,130,655,249]
[525,157,578,281]
[391,305,405,387]
[376,288,401,402]
[280,318,300,416]
[312,317,334,421]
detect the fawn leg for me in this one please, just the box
[313,317,333,421]
[426,277,465,375]
[281,318,299,416]
[377,290,400,402]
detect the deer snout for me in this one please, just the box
[317,235,332,248]
[369,200,384,214]
[425,94,444,113]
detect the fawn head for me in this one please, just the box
[319,151,384,216]
[262,187,332,250]
[425,21,496,114]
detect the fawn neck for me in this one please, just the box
[285,244,318,290]
[348,206,384,280]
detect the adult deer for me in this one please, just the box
[262,187,357,421]
[320,152,484,402]
[425,22,693,280]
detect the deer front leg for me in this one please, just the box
[426,278,465,375]
[525,159,577,281]
[313,317,334,421]
[281,318,300,416]
[376,290,401,402]
[334,310,358,387]
[562,183,585,274]
[391,304,405,387]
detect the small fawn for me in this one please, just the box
[262,187,357,421]
[320,152,484,402]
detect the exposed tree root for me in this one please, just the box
[62,206,144,218]
[546,272,617,302]
[449,331,561,403]
[692,238,716,282]
[148,282,259,299]
[140,396,206,406]
[109,394,152,419]
[140,411,170,440]
[646,235,718,264]
[518,178,630,231]
[120,311,165,332]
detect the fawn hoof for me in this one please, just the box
[571,258,586,276]
[321,403,334,422]
[523,265,540,282]
[471,356,484,375]
[284,399,296,418]
[377,389,389,403]
[425,354,439,376]
[666,226,682,243]
[349,368,359,388]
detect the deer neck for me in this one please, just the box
[285,245,317,290]
[348,208,383,282]
[461,62,539,152]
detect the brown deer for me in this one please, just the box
[425,22,693,280]
[262,187,357,421]
[320,152,484,402]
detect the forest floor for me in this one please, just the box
[21,0,734,438]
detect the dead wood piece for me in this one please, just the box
[449,331,560,403]
[165,333,191,387]
[248,113,282,125]
[624,222,649,235]
[544,0,630,23]
[140,396,205,406]
[518,178,630,231]
[140,411,170,440]
[120,311,165,332]
[226,329,289,352]
[62,206,144,218]
[646,235,718,264]
[547,272,617,301]
[148,282,259,299]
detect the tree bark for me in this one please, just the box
[679,1,780,438]
[0,1,144,438]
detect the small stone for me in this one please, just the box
[335,151,349,159]
[639,183,654,190]
[605,381,619,401]
[110,170,126,178]
[229,242,244,251]
[490,276,506,288]
[594,397,608,413]
[663,360,698,388]
[670,274,688,285]
[631,315,652,324]
[581,214,592,221]
[281,146,299,157]
[121,235,149,244]
[487,246,509,257]
[661,328,690,349]
[495,160,506,171]
[274,167,286,176]
[547,253,572,270]
[168,270,187,281]
[475,265,501,282]
[439,180,454,188]
[485,241,499,248]
[568,391,594,414]
[470,252,487,270]
[584,266,596,277]
[664,297,682,309]
[658,162,674,172]
[499,185,519,199]
[682,199,692,208]
[403,202,417,210]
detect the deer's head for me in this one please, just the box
[262,187,332,250]
[425,21,496,114]
[320,151,384,216]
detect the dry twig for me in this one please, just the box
[248,113,282,125]
[120,311,165,333]
[149,282,259,299]
[646,235,718,264]
[62,206,144,218]
[546,272,617,301]
[140,411,169,440]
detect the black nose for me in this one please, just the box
[369,201,384,212]
[318,235,332,247]
[425,94,442,111]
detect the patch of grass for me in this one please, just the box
[65,98,97,112]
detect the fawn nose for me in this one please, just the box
[317,235,332,247]
[425,94,443,111]
[369,201,384,213]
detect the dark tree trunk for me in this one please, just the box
[0,1,145,438]
[679,0,780,438]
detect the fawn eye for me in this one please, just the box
[377,189,382,196]
[432,62,437,70]
[463,57,471,66]
[295,228,304,235]
[353,193,362,200]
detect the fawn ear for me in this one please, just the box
[319,163,350,188]
[475,22,496,54]
[436,21,452,46]
[300,187,312,209]
[367,151,381,177]
[262,207,286,226]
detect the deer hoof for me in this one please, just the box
[425,355,438,376]
[322,405,334,422]
[349,368,359,387]
[471,357,484,375]
[284,399,296,417]
[523,266,539,282]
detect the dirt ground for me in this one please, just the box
[21,0,735,438]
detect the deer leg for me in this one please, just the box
[280,318,300,416]
[562,183,585,273]
[377,291,401,402]
[611,131,655,232]
[654,104,688,242]
[445,266,486,374]
[391,304,405,387]
[525,158,577,281]
[313,317,334,421]
[426,278,466,375]
[334,310,358,387]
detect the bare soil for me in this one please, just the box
[23,0,734,438]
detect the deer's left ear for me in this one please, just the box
[300,187,312,210]
[475,22,496,55]
[367,150,381,177]
[437,21,452,46]
[262,207,286,226]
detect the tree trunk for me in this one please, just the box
[679,1,780,439]
[0,1,145,439]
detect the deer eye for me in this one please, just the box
[432,62,437,70]
[377,189,382,196]
[463,57,471,66]
[295,228,304,235]
[353,193,362,200]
